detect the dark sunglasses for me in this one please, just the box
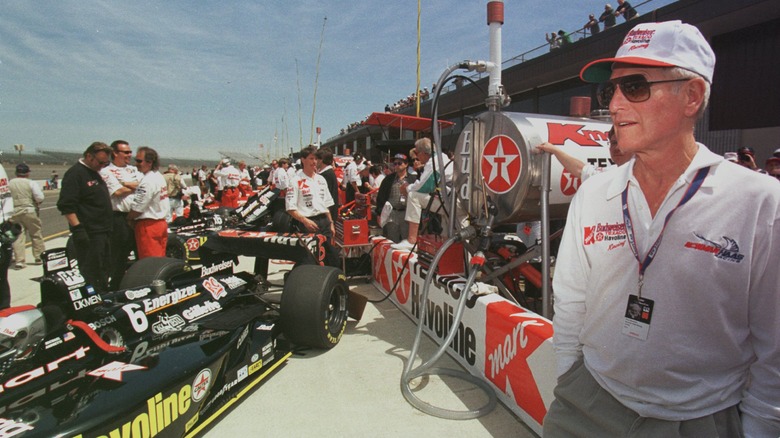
[135,158,149,164]
[597,74,690,107]
[118,150,132,154]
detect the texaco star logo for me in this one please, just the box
[481,135,522,194]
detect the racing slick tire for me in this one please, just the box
[280,265,348,349]
[271,209,292,233]
[165,233,187,260]
[119,257,188,290]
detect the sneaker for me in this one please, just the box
[391,239,415,251]
[31,259,43,265]
[13,263,25,270]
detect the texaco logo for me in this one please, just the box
[481,135,522,194]
[192,368,212,402]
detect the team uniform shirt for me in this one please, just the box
[285,170,334,217]
[216,165,240,188]
[274,167,290,190]
[238,168,252,188]
[130,171,170,220]
[553,144,780,427]
[0,166,12,223]
[58,160,113,233]
[101,163,143,212]
[342,161,358,189]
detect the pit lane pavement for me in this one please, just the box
[8,235,536,437]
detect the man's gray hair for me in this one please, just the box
[414,137,432,155]
[669,66,710,119]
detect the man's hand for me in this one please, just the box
[70,224,90,247]
[303,218,319,233]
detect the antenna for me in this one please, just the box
[310,16,327,145]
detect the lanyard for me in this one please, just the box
[622,166,710,297]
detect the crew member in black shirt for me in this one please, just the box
[57,142,113,292]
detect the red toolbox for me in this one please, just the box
[416,234,465,276]
[335,218,369,246]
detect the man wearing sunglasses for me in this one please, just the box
[100,140,143,289]
[545,21,780,437]
[57,142,113,292]
[127,147,170,259]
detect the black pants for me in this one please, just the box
[293,214,340,269]
[0,244,11,308]
[109,212,136,290]
[75,231,111,292]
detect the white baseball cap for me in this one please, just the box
[580,20,715,83]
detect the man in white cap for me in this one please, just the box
[545,21,780,437]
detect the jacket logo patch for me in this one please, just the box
[684,232,744,263]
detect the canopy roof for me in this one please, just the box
[363,112,454,132]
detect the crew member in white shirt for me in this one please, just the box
[100,140,143,288]
[286,146,339,268]
[215,158,241,208]
[127,147,170,259]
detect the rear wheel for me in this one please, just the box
[119,257,188,290]
[280,265,348,349]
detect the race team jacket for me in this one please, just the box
[274,167,290,191]
[553,144,780,429]
[101,163,143,213]
[285,169,334,218]
[215,165,241,188]
[131,170,170,220]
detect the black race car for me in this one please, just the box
[0,230,349,437]
[166,186,290,264]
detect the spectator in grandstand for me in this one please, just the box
[164,164,187,222]
[215,158,241,208]
[376,154,416,243]
[615,0,638,21]
[127,147,169,259]
[286,146,339,268]
[766,156,780,180]
[100,140,141,289]
[546,32,561,51]
[57,142,113,291]
[9,163,44,269]
[584,14,601,36]
[316,147,340,220]
[558,30,572,46]
[735,146,762,172]
[392,138,449,251]
[600,4,617,29]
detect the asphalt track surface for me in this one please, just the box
[11,191,537,437]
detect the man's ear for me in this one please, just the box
[684,77,707,118]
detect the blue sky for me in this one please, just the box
[0,0,675,161]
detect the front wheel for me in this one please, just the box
[280,265,348,349]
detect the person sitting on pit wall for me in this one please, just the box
[375,154,416,243]
[391,138,450,251]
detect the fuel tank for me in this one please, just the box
[454,111,612,224]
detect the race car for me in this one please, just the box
[0,230,349,437]
[166,186,289,264]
